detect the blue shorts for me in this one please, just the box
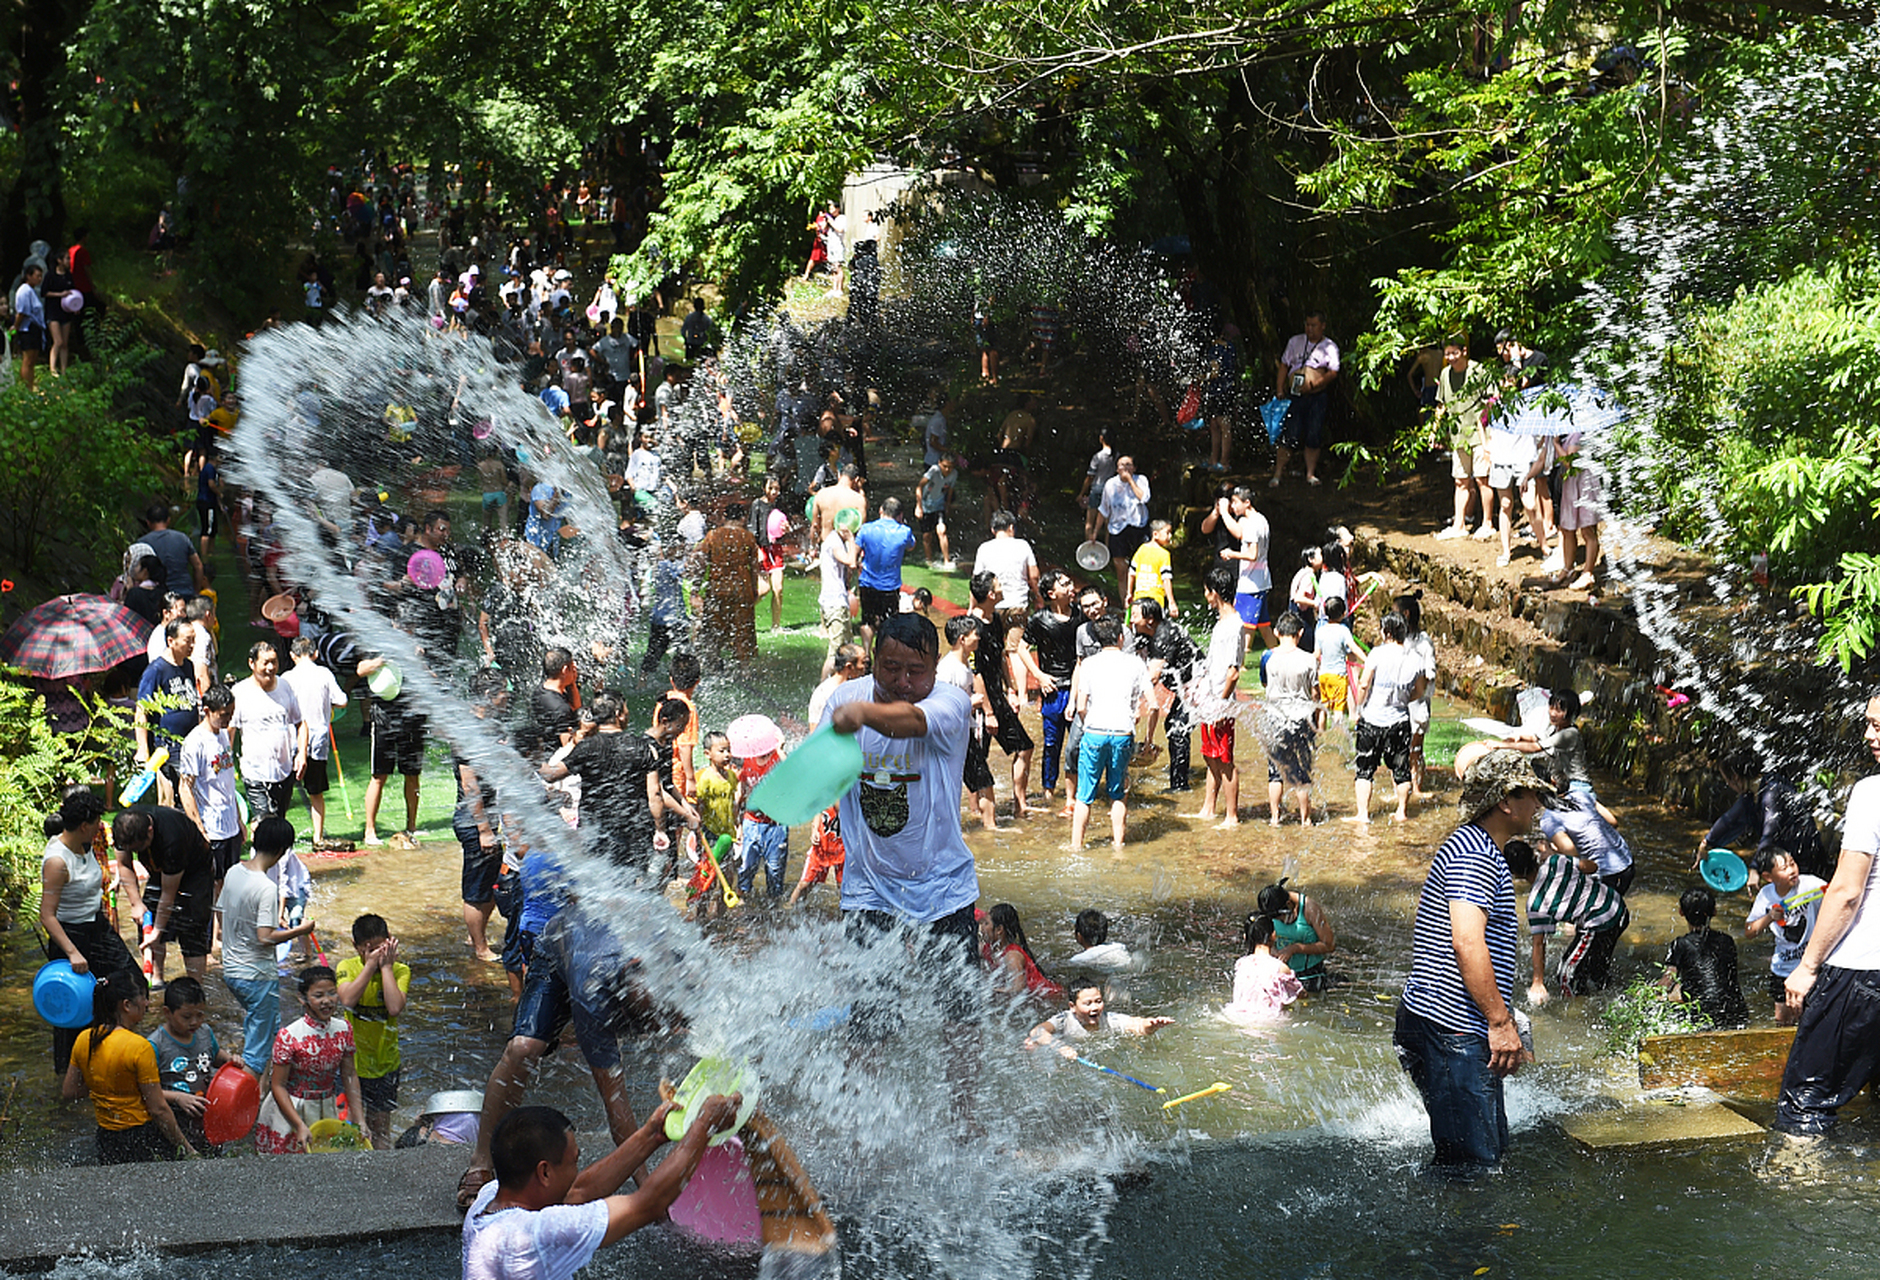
[510,958,620,1070]
[1076,731,1134,804]
[1280,392,1329,450]
[1234,591,1265,626]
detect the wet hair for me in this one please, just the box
[1274,612,1302,638]
[247,639,280,665]
[1380,612,1407,643]
[298,966,336,997]
[587,693,622,726]
[492,1106,575,1189]
[1244,913,1277,953]
[1679,885,1717,929]
[945,614,980,646]
[352,913,390,944]
[1502,838,1540,881]
[1204,563,1236,601]
[1074,908,1109,947]
[1394,591,1423,636]
[423,509,451,532]
[87,969,149,1056]
[654,695,691,728]
[879,496,902,520]
[252,814,295,856]
[911,587,933,610]
[1301,547,1321,568]
[45,785,106,839]
[1549,688,1582,721]
[1323,597,1347,623]
[1040,570,1070,597]
[704,730,729,751]
[669,652,701,690]
[1256,880,1295,918]
[834,642,866,671]
[1064,973,1106,1002]
[542,647,574,679]
[110,810,154,850]
[989,510,1016,533]
[989,904,1049,981]
[1091,614,1123,648]
[164,976,207,1011]
[874,611,939,660]
[1134,598,1165,626]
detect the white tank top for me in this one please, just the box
[44,835,104,925]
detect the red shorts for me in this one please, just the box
[1200,720,1236,763]
[758,544,786,573]
[799,845,845,887]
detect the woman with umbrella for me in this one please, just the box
[40,787,136,1074]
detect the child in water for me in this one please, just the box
[1659,886,1750,1028]
[981,903,1064,1002]
[1025,978,1173,1056]
[254,965,367,1154]
[1222,912,1304,1027]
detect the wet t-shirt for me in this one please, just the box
[1022,610,1078,682]
[562,731,658,852]
[820,677,976,923]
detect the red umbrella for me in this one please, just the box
[0,594,153,679]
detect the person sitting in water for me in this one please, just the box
[1065,908,1133,971]
[1222,912,1304,1027]
[1257,879,1336,992]
[1024,977,1173,1056]
[980,903,1064,1002]
[1660,885,1750,1029]
[462,1095,741,1280]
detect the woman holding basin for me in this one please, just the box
[39,786,135,1074]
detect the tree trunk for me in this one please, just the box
[1,0,79,269]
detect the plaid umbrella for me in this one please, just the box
[0,593,154,678]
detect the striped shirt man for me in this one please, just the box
[1402,823,1517,1038]
[1525,854,1626,937]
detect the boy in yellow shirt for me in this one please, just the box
[336,913,410,1150]
[1128,519,1178,617]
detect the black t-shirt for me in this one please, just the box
[1022,609,1078,681]
[124,585,166,628]
[132,805,213,884]
[972,611,1010,694]
[1144,621,1200,690]
[524,685,576,759]
[563,730,658,836]
[1664,928,1749,1028]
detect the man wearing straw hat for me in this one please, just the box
[1393,748,1550,1171]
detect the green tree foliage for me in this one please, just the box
[0,321,161,573]
[0,672,134,925]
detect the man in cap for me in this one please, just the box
[1393,746,1550,1171]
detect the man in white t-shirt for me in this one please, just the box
[970,510,1038,614]
[229,639,307,822]
[819,614,984,1124]
[178,684,245,897]
[283,636,348,846]
[817,524,858,680]
[463,1096,740,1280]
[1774,693,1880,1138]
[1070,614,1151,852]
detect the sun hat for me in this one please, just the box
[1457,748,1557,824]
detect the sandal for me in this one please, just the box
[457,1165,495,1211]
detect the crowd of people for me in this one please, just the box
[13,164,1879,1280]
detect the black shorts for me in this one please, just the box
[963,718,996,792]
[846,903,983,1042]
[919,510,943,534]
[456,812,502,904]
[244,776,295,821]
[97,1121,178,1165]
[989,694,1034,755]
[1264,718,1316,787]
[1769,971,1791,1005]
[359,1068,400,1114]
[369,720,426,777]
[198,503,222,541]
[208,835,245,879]
[1353,719,1413,784]
[1107,523,1147,567]
[858,585,900,630]
[300,757,330,797]
[144,877,214,959]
